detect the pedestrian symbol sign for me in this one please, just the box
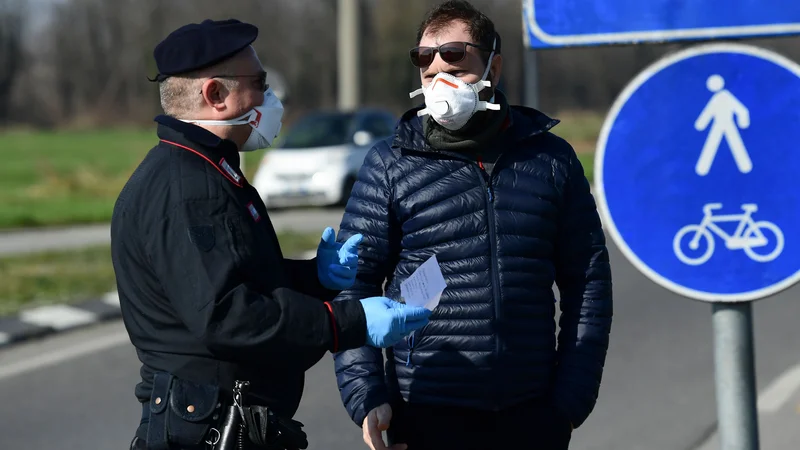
[595,43,800,302]
[694,75,753,176]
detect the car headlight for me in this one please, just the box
[312,171,335,184]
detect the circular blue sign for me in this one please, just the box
[595,43,800,302]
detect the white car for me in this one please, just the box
[252,108,397,208]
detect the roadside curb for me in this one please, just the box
[0,291,123,349]
[0,250,320,350]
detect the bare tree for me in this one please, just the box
[9,0,800,127]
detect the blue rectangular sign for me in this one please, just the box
[523,0,800,49]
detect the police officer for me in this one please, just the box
[111,19,432,450]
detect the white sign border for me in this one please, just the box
[594,42,800,303]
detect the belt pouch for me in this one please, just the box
[146,372,222,449]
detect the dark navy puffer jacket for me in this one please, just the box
[332,105,613,429]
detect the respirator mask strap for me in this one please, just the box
[179,110,256,127]
[481,36,498,103]
[481,36,497,81]
[409,87,432,117]
[472,79,500,112]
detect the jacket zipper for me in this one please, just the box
[475,156,502,408]
[473,163,501,352]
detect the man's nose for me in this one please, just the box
[431,51,448,67]
[424,61,455,81]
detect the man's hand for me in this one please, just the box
[362,403,406,450]
[316,227,363,290]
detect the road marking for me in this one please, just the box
[0,331,130,381]
[695,362,800,449]
[757,363,800,413]
[19,305,97,330]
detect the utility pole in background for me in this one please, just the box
[523,48,539,110]
[338,0,360,111]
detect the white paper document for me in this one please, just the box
[400,254,447,311]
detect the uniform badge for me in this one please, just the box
[187,225,215,252]
[219,158,241,183]
[247,202,261,222]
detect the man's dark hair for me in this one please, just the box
[416,0,502,57]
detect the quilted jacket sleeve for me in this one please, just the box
[553,146,614,428]
[332,143,400,427]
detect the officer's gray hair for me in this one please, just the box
[159,60,240,118]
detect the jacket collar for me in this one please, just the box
[392,101,560,152]
[155,114,246,187]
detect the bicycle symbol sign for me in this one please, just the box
[595,43,800,303]
[673,203,784,266]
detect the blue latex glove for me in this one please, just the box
[317,227,363,290]
[359,297,432,348]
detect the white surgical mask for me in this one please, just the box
[409,38,499,131]
[181,87,284,151]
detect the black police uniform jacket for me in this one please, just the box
[333,105,613,429]
[110,115,366,419]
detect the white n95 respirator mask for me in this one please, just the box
[409,73,500,131]
[181,87,284,151]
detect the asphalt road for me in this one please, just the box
[1,241,799,449]
[0,208,348,256]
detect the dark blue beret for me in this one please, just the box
[150,19,258,81]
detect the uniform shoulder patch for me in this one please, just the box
[187,225,215,252]
[246,202,261,222]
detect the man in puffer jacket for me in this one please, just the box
[332,2,613,449]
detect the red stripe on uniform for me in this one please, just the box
[160,139,243,188]
[324,301,339,353]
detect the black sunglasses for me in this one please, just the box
[209,71,269,92]
[409,41,493,68]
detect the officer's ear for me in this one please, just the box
[200,78,228,113]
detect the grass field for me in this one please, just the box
[0,231,324,317]
[0,128,265,229]
[0,110,602,229]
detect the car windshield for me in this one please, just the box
[279,112,357,149]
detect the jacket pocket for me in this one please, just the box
[146,372,223,449]
[224,215,246,266]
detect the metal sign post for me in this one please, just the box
[712,302,759,449]
[593,43,800,449]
